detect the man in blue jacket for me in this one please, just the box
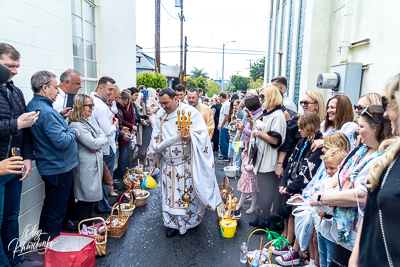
[26,70,80,244]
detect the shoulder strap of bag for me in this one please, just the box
[337,145,362,190]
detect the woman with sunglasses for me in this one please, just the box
[69,94,108,220]
[353,93,382,120]
[349,74,400,267]
[312,95,358,152]
[310,105,392,267]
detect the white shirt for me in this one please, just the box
[283,93,297,114]
[53,88,68,113]
[90,92,117,155]
[219,100,230,128]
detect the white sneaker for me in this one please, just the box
[304,259,315,267]
[15,256,43,267]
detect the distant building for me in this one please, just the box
[0,0,136,240]
[265,0,400,108]
[136,45,179,88]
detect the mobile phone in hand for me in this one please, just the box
[11,147,21,156]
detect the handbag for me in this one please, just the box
[102,162,113,185]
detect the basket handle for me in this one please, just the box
[111,202,121,217]
[222,176,230,188]
[228,194,232,216]
[78,216,107,242]
[119,191,136,206]
[246,229,267,247]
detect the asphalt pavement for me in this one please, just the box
[27,152,303,266]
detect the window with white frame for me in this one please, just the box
[71,0,97,94]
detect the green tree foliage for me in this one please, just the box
[189,67,209,80]
[250,57,265,81]
[248,76,264,89]
[186,76,207,91]
[136,72,168,89]
[230,75,250,92]
[205,80,220,97]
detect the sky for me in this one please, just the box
[136,0,269,81]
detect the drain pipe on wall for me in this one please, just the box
[339,0,354,63]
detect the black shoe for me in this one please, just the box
[165,227,178,238]
[62,220,78,231]
[254,221,271,234]
[270,219,284,231]
[232,209,241,219]
[244,197,252,204]
[249,208,261,227]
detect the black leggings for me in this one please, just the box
[77,201,94,221]
[257,171,279,220]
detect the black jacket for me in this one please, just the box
[279,115,302,168]
[0,81,34,160]
[280,131,323,194]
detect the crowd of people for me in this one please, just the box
[207,76,399,267]
[0,40,400,267]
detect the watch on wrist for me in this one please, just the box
[317,194,323,205]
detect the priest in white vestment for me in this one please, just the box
[148,88,223,237]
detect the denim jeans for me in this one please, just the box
[116,146,129,179]
[98,148,115,212]
[0,174,22,267]
[39,170,73,242]
[219,128,229,159]
[317,232,336,267]
[233,147,243,167]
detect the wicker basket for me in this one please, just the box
[217,194,240,221]
[78,217,107,256]
[105,203,129,238]
[218,176,234,204]
[116,191,136,217]
[123,168,142,190]
[246,229,274,266]
[132,189,150,207]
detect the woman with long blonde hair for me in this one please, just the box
[350,74,400,267]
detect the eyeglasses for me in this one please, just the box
[259,94,265,100]
[360,107,372,118]
[300,101,316,107]
[353,105,365,112]
[382,96,389,111]
[83,104,95,108]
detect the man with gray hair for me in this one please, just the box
[26,70,80,246]
[53,69,82,118]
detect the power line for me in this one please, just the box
[142,50,265,55]
[142,46,265,53]
[160,0,179,19]
[189,45,266,53]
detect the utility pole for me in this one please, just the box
[183,36,188,87]
[155,0,161,73]
[221,40,236,91]
[179,0,184,84]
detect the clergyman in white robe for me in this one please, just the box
[148,101,222,235]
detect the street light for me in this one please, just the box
[221,40,236,91]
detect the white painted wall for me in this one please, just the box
[328,0,400,96]
[0,0,136,239]
[97,0,136,88]
[267,0,400,113]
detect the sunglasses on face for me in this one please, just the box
[354,105,365,112]
[300,101,316,107]
[83,104,95,108]
[259,94,265,100]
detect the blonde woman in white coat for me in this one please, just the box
[69,94,108,220]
